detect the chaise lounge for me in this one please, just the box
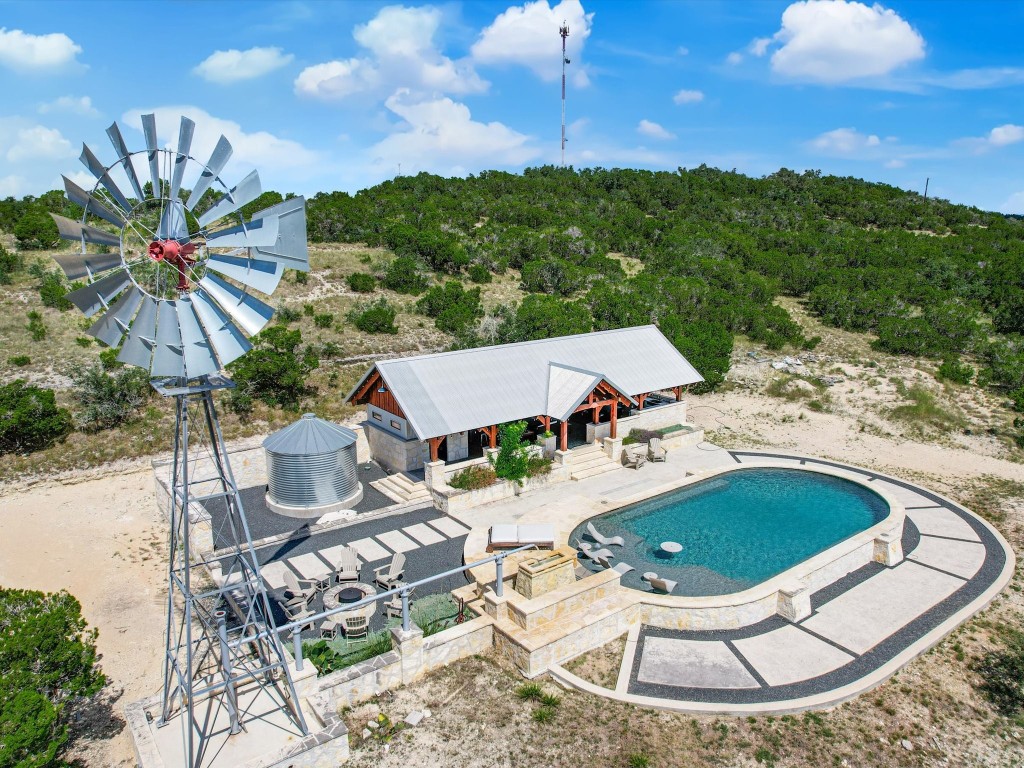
[487,523,556,551]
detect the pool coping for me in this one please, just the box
[548,450,1015,714]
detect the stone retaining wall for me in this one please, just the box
[587,399,689,442]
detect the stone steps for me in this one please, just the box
[371,472,431,504]
[569,444,621,481]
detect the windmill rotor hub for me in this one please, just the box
[148,239,198,291]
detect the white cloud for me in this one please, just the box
[0,175,27,197]
[999,191,1024,215]
[637,119,675,141]
[368,90,540,175]
[726,52,743,65]
[472,0,593,83]
[6,125,75,163]
[121,106,318,178]
[956,123,1024,154]
[749,37,772,56]
[0,27,82,70]
[194,46,293,84]
[763,1,925,84]
[884,158,905,168]
[807,127,882,155]
[38,95,98,117]
[673,89,704,105]
[295,6,485,101]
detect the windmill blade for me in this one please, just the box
[63,176,125,228]
[207,252,284,295]
[141,113,161,195]
[197,170,261,229]
[249,196,309,272]
[157,200,189,241]
[191,289,252,366]
[118,295,158,368]
[105,121,144,201]
[168,116,195,204]
[185,135,232,212]
[87,286,143,347]
[65,268,131,317]
[52,249,122,282]
[198,272,274,336]
[51,213,121,248]
[176,297,220,377]
[80,143,133,212]
[151,300,185,377]
[205,216,279,249]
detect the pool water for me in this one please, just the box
[571,468,890,596]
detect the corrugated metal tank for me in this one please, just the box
[263,414,359,508]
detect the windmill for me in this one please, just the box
[51,114,309,767]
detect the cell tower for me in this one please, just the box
[560,21,570,167]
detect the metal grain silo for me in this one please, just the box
[263,414,363,518]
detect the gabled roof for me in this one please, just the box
[346,325,703,440]
[545,363,635,422]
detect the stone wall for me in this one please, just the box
[587,399,689,442]
[364,421,427,473]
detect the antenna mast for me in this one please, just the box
[560,21,569,167]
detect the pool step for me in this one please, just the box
[570,443,622,481]
[371,472,431,504]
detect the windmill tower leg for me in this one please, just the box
[156,376,307,768]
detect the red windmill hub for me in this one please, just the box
[148,239,198,291]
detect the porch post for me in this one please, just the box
[637,393,647,409]
[610,404,618,439]
[428,436,445,462]
[559,420,568,451]
[592,405,601,424]
[673,385,682,402]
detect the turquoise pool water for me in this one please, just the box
[570,468,890,596]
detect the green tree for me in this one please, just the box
[227,326,319,412]
[349,298,399,334]
[415,281,483,335]
[13,209,58,250]
[503,294,593,342]
[490,421,531,485]
[37,271,72,311]
[669,320,733,393]
[381,257,428,295]
[70,364,151,431]
[0,380,73,454]
[0,587,106,768]
[0,243,22,285]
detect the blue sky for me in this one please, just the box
[1,0,1022,213]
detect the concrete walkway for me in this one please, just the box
[551,450,1014,713]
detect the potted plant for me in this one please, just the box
[539,429,556,458]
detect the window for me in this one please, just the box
[390,420,401,429]
[372,412,382,421]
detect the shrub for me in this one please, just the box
[13,208,58,249]
[98,347,123,370]
[531,706,556,724]
[346,272,376,293]
[491,420,531,484]
[526,455,551,477]
[0,588,106,767]
[37,270,73,311]
[313,312,334,328]
[293,270,308,284]
[74,336,92,347]
[0,380,73,453]
[467,263,492,284]
[8,355,30,366]
[975,626,1024,715]
[415,281,483,335]
[276,306,301,324]
[937,357,973,385]
[349,298,398,334]
[0,243,22,284]
[515,682,543,701]
[304,632,393,676]
[227,326,320,412]
[26,310,46,341]
[70,363,151,431]
[302,303,315,316]
[381,256,428,295]
[448,464,497,490]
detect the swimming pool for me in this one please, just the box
[570,467,891,596]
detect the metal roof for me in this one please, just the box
[263,413,357,456]
[347,326,703,441]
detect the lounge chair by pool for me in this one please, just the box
[587,522,624,547]
[647,576,677,594]
[575,539,613,561]
[596,553,634,575]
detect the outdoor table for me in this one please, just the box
[659,541,683,554]
[642,571,659,582]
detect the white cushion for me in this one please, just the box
[517,524,555,544]
[489,524,518,544]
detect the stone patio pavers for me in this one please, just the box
[800,561,965,655]
[402,522,446,546]
[427,517,471,538]
[257,560,291,590]
[375,530,420,554]
[733,625,855,687]
[347,537,392,563]
[870,478,936,508]
[905,506,980,541]
[908,535,986,579]
[288,552,333,580]
[637,637,759,689]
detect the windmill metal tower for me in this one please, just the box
[51,114,309,767]
[560,21,570,167]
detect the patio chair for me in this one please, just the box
[647,576,677,594]
[373,552,406,589]
[283,571,318,604]
[621,446,647,469]
[383,589,415,619]
[648,437,667,462]
[281,601,315,632]
[335,546,360,583]
[586,522,624,547]
[596,554,635,576]
[342,614,370,645]
[574,539,613,561]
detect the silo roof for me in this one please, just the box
[263,413,357,456]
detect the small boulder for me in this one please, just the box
[901,739,914,751]
[404,711,424,727]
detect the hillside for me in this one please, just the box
[1,165,1024,481]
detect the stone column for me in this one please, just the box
[603,435,623,462]
[391,625,425,685]
[777,580,811,622]
[552,449,571,468]
[423,459,446,490]
[873,529,903,566]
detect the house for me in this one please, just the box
[345,325,704,473]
